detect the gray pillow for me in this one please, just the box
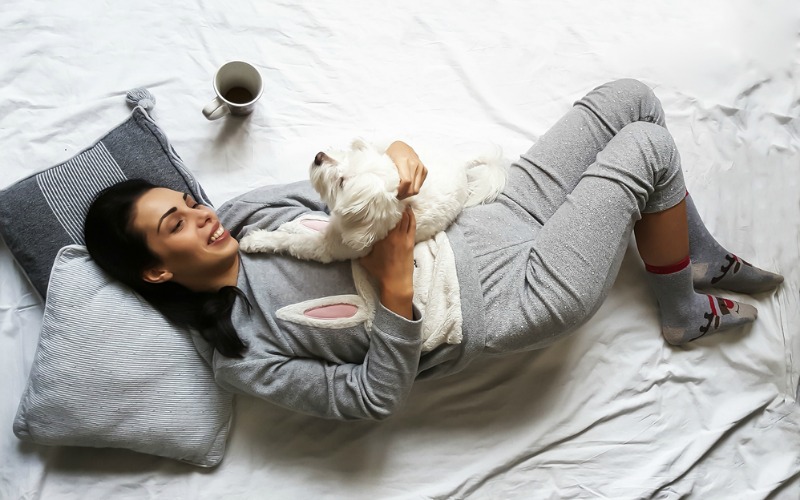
[7,92,232,467]
[13,245,233,467]
[0,94,210,298]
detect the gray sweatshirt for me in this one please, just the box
[197,181,487,420]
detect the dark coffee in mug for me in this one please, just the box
[203,61,263,120]
[224,87,254,104]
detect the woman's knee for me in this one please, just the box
[617,121,677,164]
[579,78,664,129]
[601,121,684,211]
[605,78,656,110]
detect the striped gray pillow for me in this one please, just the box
[13,245,233,467]
[0,106,210,299]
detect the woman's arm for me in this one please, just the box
[359,206,417,319]
[210,209,424,420]
[214,303,423,421]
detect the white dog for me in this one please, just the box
[238,139,509,263]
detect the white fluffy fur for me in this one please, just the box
[239,138,509,263]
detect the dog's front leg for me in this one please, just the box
[240,227,349,263]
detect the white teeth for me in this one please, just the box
[209,226,224,243]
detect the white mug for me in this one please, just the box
[202,61,263,120]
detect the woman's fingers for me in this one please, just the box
[397,207,409,232]
[406,206,416,234]
[397,160,414,199]
[398,175,412,199]
[396,158,427,200]
[386,141,427,200]
[357,205,416,302]
[412,163,427,195]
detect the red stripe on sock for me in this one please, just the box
[707,295,717,315]
[645,255,691,274]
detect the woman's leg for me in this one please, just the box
[635,200,689,266]
[635,198,757,344]
[501,78,782,295]
[483,122,756,354]
[501,78,666,224]
[458,78,668,294]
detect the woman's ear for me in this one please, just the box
[142,267,174,284]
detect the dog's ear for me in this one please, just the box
[337,198,378,251]
[335,177,399,251]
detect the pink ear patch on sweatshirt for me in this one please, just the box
[300,219,329,232]
[304,303,359,319]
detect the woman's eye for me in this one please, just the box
[172,220,184,233]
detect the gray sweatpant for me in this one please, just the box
[457,78,687,354]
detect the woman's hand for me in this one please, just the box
[386,141,428,200]
[359,207,416,320]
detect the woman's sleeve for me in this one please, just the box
[216,180,329,239]
[213,304,424,421]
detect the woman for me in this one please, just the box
[84,79,783,421]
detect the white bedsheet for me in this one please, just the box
[2,1,799,498]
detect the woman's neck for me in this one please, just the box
[182,252,241,293]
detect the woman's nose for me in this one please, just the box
[197,212,212,227]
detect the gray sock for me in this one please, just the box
[687,194,783,294]
[645,259,758,345]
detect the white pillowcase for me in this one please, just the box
[13,245,233,467]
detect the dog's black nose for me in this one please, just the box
[314,151,328,167]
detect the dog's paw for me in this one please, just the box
[238,229,274,253]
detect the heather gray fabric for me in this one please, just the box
[0,105,210,298]
[13,246,233,467]
[199,182,486,420]
[201,79,690,419]
[458,78,688,353]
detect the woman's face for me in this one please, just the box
[131,187,239,289]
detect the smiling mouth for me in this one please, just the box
[209,225,225,244]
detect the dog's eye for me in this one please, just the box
[338,177,345,188]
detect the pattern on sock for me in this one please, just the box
[644,259,757,345]
[700,295,742,335]
[685,193,783,294]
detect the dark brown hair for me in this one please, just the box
[84,179,248,357]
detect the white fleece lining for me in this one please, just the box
[413,232,463,351]
[275,294,369,329]
[351,261,378,332]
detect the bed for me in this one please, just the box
[2,0,799,498]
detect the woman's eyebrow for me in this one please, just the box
[156,193,189,233]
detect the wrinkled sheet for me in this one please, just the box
[2,0,799,498]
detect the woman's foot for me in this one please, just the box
[645,257,758,345]
[660,292,758,345]
[692,253,784,294]
[686,194,783,294]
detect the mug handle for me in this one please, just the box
[202,97,229,120]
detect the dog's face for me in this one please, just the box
[309,139,402,250]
